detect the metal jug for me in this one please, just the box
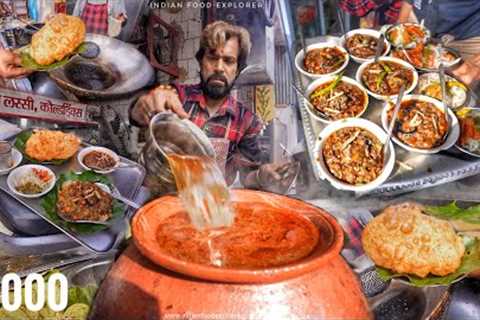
[138,112,215,197]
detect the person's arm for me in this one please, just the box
[397,1,414,23]
[129,84,188,127]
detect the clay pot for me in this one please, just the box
[90,190,371,319]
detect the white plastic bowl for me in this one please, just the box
[304,76,369,124]
[7,164,55,198]
[381,94,460,154]
[315,118,395,192]
[356,56,418,101]
[340,28,391,64]
[295,42,350,79]
[78,146,120,174]
[0,148,22,176]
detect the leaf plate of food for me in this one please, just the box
[363,202,480,287]
[41,171,124,234]
[17,14,89,71]
[14,129,81,165]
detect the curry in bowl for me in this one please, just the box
[322,127,384,185]
[360,60,415,96]
[308,76,367,121]
[345,33,387,60]
[386,98,448,150]
[304,47,347,75]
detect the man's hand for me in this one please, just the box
[451,58,480,86]
[257,163,283,186]
[256,161,300,194]
[0,49,31,79]
[130,84,188,126]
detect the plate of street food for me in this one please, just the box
[41,171,124,233]
[341,28,391,63]
[391,43,462,72]
[304,74,369,123]
[363,202,480,287]
[416,73,469,108]
[14,129,81,164]
[295,42,350,79]
[7,164,55,198]
[455,107,480,158]
[17,14,87,71]
[315,118,395,192]
[385,23,430,49]
[356,57,418,100]
[381,94,460,154]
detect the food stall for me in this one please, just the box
[0,0,479,319]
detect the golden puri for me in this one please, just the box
[362,202,465,278]
[30,14,86,65]
[25,130,81,161]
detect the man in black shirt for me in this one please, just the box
[398,0,480,87]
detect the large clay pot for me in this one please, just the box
[90,190,371,319]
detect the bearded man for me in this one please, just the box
[130,21,289,191]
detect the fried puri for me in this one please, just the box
[25,130,81,161]
[362,202,465,278]
[30,14,86,65]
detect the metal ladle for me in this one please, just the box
[291,83,331,121]
[383,84,406,168]
[374,33,385,63]
[96,183,140,210]
[436,62,452,147]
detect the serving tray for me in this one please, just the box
[295,37,480,196]
[0,133,145,253]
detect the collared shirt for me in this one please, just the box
[339,0,403,24]
[173,82,264,185]
[406,0,480,41]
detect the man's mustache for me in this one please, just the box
[207,74,228,85]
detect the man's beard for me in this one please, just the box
[200,73,235,99]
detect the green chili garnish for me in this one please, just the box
[376,71,387,91]
[380,62,392,73]
[310,72,344,100]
